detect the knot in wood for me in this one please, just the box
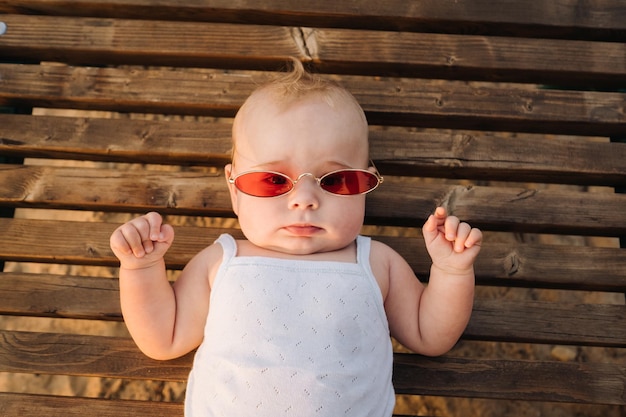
[504,251,520,276]
[85,244,99,257]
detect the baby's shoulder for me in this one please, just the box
[185,241,226,286]
[368,238,415,276]
[367,239,407,294]
[368,238,403,263]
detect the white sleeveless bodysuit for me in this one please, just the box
[185,234,395,416]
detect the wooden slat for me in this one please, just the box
[1,14,624,87]
[1,331,624,405]
[370,130,626,187]
[1,219,625,292]
[373,178,626,235]
[2,114,625,186]
[0,330,191,380]
[2,164,626,235]
[0,272,122,320]
[0,393,183,417]
[0,14,306,69]
[0,114,233,166]
[0,0,624,40]
[465,242,626,292]
[309,27,626,87]
[392,353,626,405]
[0,218,229,269]
[465,299,626,347]
[2,272,624,347]
[1,64,625,136]
[0,163,234,217]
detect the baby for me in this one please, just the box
[110,61,482,416]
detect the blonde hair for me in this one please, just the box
[262,59,343,98]
[231,59,368,159]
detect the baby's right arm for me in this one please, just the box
[110,212,214,360]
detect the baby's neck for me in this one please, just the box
[235,239,358,263]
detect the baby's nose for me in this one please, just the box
[288,175,320,209]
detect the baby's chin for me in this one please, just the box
[246,236,358,261]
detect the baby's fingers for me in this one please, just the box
[452,224,483,253]
[465,227,483,249]
[422,207,448,240]
[144,211,165,241]
[119,221,152,257]
[110,226,144,258]
[444,215,460,242]
[109,228,133,256]
[452,222,471,252]
[443,216,482,253]
[116,213,161,256]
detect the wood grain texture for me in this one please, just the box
[0,330,191,380]
[0,14,623,87]
[0,272,122,320]
[0,393,183,417]
[1,218,625,292]
[2,114,625,186]
[1,333,625,404]
[1,272,624,347]
[0,0,624,40]
[0,1,624,412]
[392,353,626,405]
[2,164,625,235]
[0,114,233,166]
[1,64,625,135]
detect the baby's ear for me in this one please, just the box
[224,164,239,216]
[224,163,233,180]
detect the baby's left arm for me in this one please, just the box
[376,207,482,356]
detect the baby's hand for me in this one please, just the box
[422,207,482,274]
[110,212,174,269]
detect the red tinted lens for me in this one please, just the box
[320,170,379,195]
[234,171,293,197]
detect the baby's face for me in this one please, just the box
[226,92,370,255]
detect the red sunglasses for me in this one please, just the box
[228,164,383,198]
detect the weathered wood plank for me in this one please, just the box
[393,353,626,405]
[310,27,626,87]
[0,393,183,417]
[0,218,230,268]
[1,14,624,87]
[0,272,122,320]
[2,272,624,347]
[2,164,625,235]
[0,164,234,216]
[0,0,624,40]
[370,130,626,187]
[0,63,258,117]
[1,64,625,136]
[465,299,626,347]
[0,14,306,69]
[0,330,191,380]
[2,114,625,186]
[373,178,626,235]
[1,331,624,404]
[0,114,233,166]
[1,219,625,292]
